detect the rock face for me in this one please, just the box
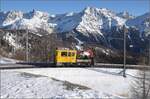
[0,7,149,53]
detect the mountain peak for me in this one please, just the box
[28,10,49,19]
[83,6,96,14]
[66,12,75,16]
[117,11,134,19]
[83,6,112,14]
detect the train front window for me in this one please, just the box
[68,52,71,57]
[61,52,67,57]
[71,52,75,56]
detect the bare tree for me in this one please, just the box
[30,33,59,62]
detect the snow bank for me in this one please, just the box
[0,57,20,64]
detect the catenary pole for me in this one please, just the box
[26,29,29,62]
[149,38,150,65]
[123,25,127,77]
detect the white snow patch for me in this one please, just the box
[0,56,20,64]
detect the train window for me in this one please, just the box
[61,52,67,57]
[71,52,75,56]
[68,52,71,57]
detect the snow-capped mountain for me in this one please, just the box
[76,7,126,36]
[0,7,148,35]
[0,7,149,53]
[0,10,53,33]
[126,12,150,34]
[0,7,126,35]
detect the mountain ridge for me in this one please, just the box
[0,7,149,53]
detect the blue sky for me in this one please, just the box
[0,0,149,16]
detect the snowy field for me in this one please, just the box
[1,68,138,98]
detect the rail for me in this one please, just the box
[0,62,149,70]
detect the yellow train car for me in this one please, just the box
[55,49,77,64]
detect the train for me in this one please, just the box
[54,48,94,66]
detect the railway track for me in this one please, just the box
[0,62,150,70]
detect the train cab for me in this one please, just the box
[55,49,77,65]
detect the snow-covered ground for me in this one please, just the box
[0,56,20,64]
[1,71,105,98]
[1,68,138,98]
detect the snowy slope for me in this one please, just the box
[2,11,23,27]
[48,12,82,33]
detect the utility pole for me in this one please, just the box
[123,25,127,77]
[148,36,150,65]
[0,30,1,48]
[0,0,3,64]
[0,30,2,64]
[26,29,29,62]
